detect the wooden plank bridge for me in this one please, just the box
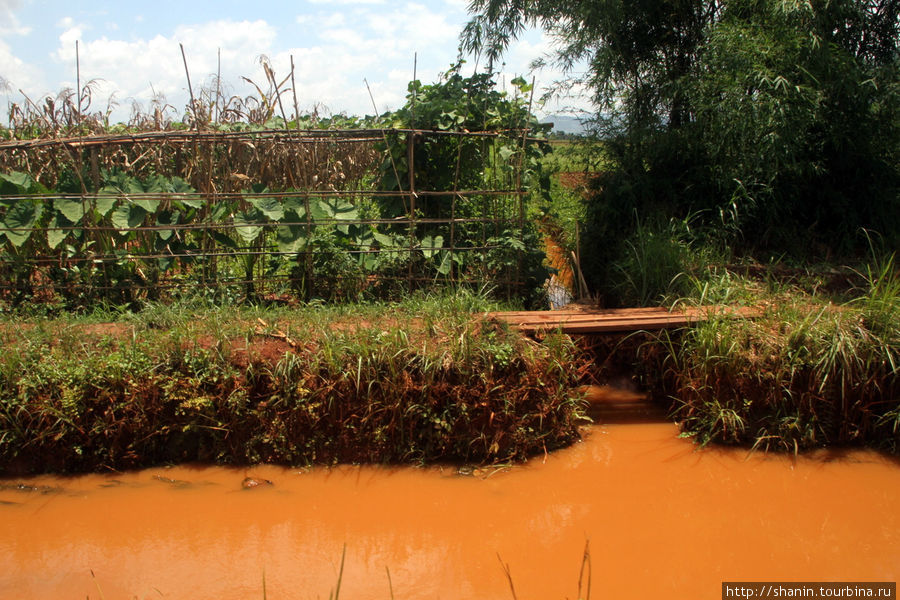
[487,305,760,334]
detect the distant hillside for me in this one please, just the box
[540,114,589,135]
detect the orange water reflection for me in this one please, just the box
[1,416,898,599]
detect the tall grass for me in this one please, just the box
[661,255,900,452]
[0,289,587,474]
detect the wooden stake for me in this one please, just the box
[75,40,81,125]
[179,43,197,128]
[215,48,221,124]
[290,55,300,129]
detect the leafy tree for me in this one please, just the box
[686,0,900,251]
[464,0,900,302]
[462,0,720,131]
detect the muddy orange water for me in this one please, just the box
[2,402,899,599]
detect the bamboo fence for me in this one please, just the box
[0,127,541,305]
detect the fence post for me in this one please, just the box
[407,130,416,293]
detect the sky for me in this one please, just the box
[0,0,593,125]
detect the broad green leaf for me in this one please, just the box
[498,145,516,162]
[158,256,174,271]
[421,235,444,258]
[167,177,201,208]
[94,195,117,217]
[373,231,399,248]
[234,210,263,242]
[47,213,68,249]
[436,250,453,275]
[156,211,179,242]
[510,76,532,93]
[142,174,168,193]
[209,203,231,222]
[310,197,358,221]
[360,253,378,271]
[169,176,194,193]
[111,203,148,231]
[179,196,204,209]
[132,198,160,213]
[101,173,143,195]
[54,197,87,223]
[2,200,42,247]
[309,198,330,221]
[211,231,239,250]
[249,196,285,221]
[276,224,308,253]
[0,171,33,195]
[281,196,308,220]
[0,171,32,189]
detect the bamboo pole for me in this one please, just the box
[75,40,81,126]
[179,43,197,128]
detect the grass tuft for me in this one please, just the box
[657,255,899,452]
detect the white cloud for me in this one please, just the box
[2,2,592,125]
[0,0,30,36]
[320,13,346,27]
[49,20,277,117]
[0,37,43,93]
[269,2,465,115]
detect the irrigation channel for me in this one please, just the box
[1,396,899,599]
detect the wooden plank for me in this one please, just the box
[487,305,760,334]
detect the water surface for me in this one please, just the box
[1,404,898,599]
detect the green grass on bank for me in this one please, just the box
[649,254,900,453]
[0,288,589,475]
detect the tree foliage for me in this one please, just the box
[464,0,900,299]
